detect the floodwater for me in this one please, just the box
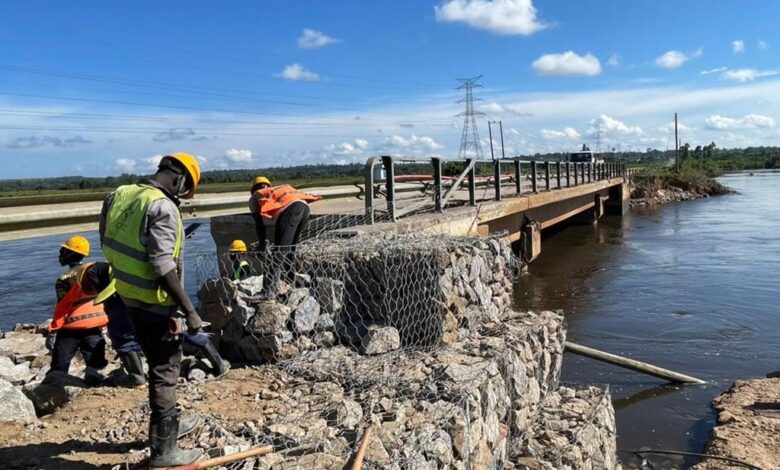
[515,170,780,468]
[0,222,216,331]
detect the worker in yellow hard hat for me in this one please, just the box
[100,152,204,467]
[49,236,109,386]
[227,239,251,281]
[248,176,322,249]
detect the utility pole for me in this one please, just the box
[488,121,495,160]
[595,131,602,154]
[499,120,505,159]
[488,120,505,161]
[674,112,679,174]
[456,76,485,160]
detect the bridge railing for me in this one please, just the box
[364,156,626,223]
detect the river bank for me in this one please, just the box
[691,378,780,470]
[629,171,734,208]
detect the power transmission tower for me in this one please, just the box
[456,76,485,160]
[595,131,602,154]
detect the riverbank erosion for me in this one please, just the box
[691,378,780,470]
[629,172,734,208]
[0,234,621,469]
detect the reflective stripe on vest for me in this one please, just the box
[102,184,182,306]
[234,260,251,281]
[255,184,322,219]
[52,263,108,330]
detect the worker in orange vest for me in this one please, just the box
[48,236,109,385]
[248,176,322,249]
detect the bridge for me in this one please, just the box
[0,156,629,263]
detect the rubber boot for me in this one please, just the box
[149,414,202,468]
[84,366,104,387]
[118,351,146,387]
[201,342,229,378]
[177,414,201,439]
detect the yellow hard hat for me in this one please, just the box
[251,176,271,191]
[61,235,90,257]
[229,239,247,253]
[164,153,202,199]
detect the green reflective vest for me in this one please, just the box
[234,260,251,281]
[102,184,182,306]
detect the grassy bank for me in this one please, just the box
[630,166,733,207]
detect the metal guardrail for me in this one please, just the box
[364,156,626,223]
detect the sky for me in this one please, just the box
[0,0,779,178]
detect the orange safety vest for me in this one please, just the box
[255,185,322,219]
[50,263,108,331]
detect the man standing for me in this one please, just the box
[100,153,203,467]
[48,236,109,386]
[248,176,321,249]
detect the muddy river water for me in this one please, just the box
[1,171,778,468]
[515,170,780,467]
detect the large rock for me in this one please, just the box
[250,301,291,336]
[360,326,400,355]
[0,356,35,385]
[0,378,36,422]
[292,297,320,334]
[0,331,47,363]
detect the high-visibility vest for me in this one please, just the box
[254,185,322,219]
[102,184,183,306]
[233,260,251,281]
[50,263,108,331]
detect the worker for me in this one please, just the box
[248,176,322,249]
[91,265,146,387]
[100,153,204,467]
[227,239,251,281]
[48,236,109,386]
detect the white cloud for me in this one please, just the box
[705,113,775,130]
[482,102,505,113]
[115,158,137,172]
[732,40,745,54]
[142,155,164,170]
[275,63,320,81]
[541,127,580,139]
[354,138,369,150]
[589,114,643,136]
[434,0,547,36]
[700,66,728,75]
[532,51,602,77]
[607,54,619,67]
[224,148,253,162]
[659,122,691,133]
[655,48,702,69]
[384,134,443,150]
[720,68,779,83]
[758,39,768,50]
[297,29,340,49]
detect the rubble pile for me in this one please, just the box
[199,235,518,364]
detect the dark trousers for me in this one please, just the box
[275,201,310,246]
[127,307,182,420]
[50,328,107,373]
[105,298,142,353]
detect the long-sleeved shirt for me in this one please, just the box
[99,178,184,314]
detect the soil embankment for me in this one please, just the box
[691,378,780,470]
[629,173,733,208]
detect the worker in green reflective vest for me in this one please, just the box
[99,153,204,468]
[228,239,251,281]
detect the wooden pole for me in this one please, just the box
[564,341,706,385]
[674,113,679,174]
[162,445,274,470]
[351,427,374,470]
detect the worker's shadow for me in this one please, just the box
[0,439,145,469]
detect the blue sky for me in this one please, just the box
[0,0,778,178]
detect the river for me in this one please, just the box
[515,170,780,468]
[1,172,778,468]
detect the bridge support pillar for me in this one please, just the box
[606,180,630,215]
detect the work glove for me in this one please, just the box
[45,333,56,352]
